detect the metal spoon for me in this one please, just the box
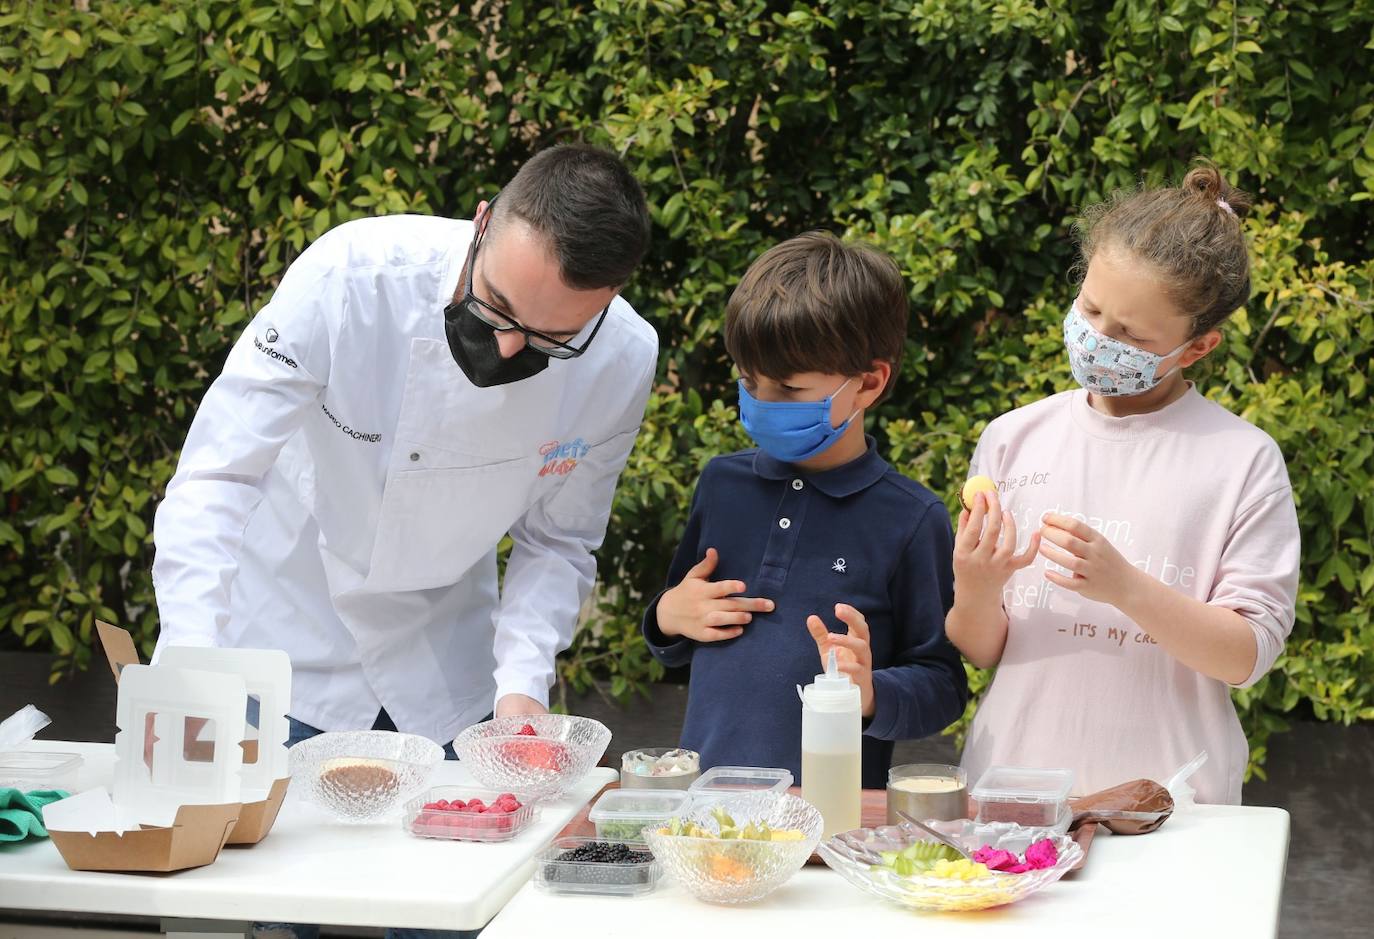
[895,809,973,861]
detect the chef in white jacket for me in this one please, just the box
[151,145,658,748]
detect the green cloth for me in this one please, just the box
[0,788,69,842]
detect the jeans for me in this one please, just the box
[253,710,478,939]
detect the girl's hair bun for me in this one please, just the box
[1183,161,1252,219]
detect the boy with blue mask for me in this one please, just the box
[642,232,968,788]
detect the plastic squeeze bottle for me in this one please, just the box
[800,647,862,839]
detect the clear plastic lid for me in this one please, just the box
[0,751,84,789]
[589,788,691,822]
[689,766,794,796]
[971,766,1074,804]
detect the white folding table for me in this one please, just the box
[0,740,615,932]
[482,802,1290,939]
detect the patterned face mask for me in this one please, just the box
[1063,303,1191,397]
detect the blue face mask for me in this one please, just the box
[738,378,858,463]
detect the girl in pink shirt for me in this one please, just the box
[950,164,1299,804]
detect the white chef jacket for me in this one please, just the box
[151,214,658,745]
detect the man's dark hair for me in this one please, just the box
[493,144,651,290]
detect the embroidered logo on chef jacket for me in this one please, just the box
[539,438,591,477]
[831,557,847,573]
[253,330,298,368]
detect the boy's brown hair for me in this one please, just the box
[724,232,908,401]
[1074,160,1252,338]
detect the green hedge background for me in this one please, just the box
[3,0,1371,777]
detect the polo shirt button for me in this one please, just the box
[779,517,791,529]
[792,479,804,490]
[409,452,420,462]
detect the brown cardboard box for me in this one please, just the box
[226,775,289,845]
[90,621,289,849]
[48,802,242,873]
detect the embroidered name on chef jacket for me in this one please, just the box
[539,439,591,477]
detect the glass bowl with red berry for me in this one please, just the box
[452,715,611,800]
[402,785,539,842]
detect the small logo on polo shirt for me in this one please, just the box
[265,327,279,343]
[832,558,847,573]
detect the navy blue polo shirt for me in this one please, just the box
[642,437,967,790]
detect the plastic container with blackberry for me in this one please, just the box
[534,837,663,896]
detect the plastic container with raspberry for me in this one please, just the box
[401,786,538,842]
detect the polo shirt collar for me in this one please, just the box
[751,435,889,498]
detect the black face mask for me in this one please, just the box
[444,300,550,388]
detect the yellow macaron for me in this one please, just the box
[959,475,998,511]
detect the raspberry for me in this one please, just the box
[435,799,450,810]
[466,799,485,813]
[449,799,466,812]
[516,723,538,736]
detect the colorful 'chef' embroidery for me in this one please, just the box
[539,439,590,477]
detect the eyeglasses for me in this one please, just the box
[454,195,609,359]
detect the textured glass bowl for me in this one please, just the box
[643,791,823,904]
[289,730,443,823]
[452,714,610,799]
[817,818,1082,912]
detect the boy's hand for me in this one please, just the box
[1039,513,1147,607]
[805,604,875,718]
[952,489,1040,608]
[657,548,774,643]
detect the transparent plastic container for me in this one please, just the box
[589,788,691,842]
[619,747,700,790]
[534,836,662,896]
[971,766,1074,829]
[402,786,538,842]
[688,766,793,807]
[0,751,83,792]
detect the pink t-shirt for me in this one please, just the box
[959,386,1299,804]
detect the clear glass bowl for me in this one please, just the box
[643,791,823,904]
[289,730,443,823]
[817,818,1083,912]
[451,714,610,799]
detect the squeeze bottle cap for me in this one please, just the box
[802,648,860,712]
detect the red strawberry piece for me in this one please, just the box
[516,723,538,736]
[521,740,568,772]
[435,799,450,810]
[449,800,466,812]
[466,799,485,812]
